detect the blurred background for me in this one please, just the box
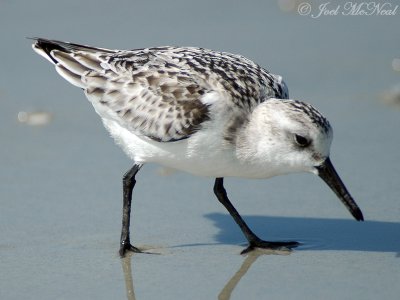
[0,0,399,299]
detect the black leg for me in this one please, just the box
[119,163,142,257]
[213,178,299,254]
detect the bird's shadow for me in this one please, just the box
[204,213,400,254]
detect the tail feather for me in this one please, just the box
[31,38,115,58]
[52,50,89,75]
[31,38,115,88]
[55,65,86,88]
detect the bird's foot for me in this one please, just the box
[241,239,300,255]
[119,242,142,257]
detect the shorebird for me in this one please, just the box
[32,38,364,256]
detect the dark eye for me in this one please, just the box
[294,134,310,147]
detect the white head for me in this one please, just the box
[237,98,333,176]
[236,98,363,221]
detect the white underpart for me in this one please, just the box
[102,90,267,178]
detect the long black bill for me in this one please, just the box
[316,157,364,221]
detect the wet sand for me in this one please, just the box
[1,1,399,299]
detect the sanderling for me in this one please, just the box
[32,38,364,256]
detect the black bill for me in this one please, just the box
[316,157,364,221]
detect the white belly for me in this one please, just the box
[102,118,268,178]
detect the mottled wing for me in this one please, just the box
[32,39,211,142]
[84,60,211,142]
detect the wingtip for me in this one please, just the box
[27,37,52,46]
[30,38,71,64]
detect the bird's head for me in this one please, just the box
[237,98,363,221]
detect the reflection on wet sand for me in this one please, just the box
[218,249,291,300]
[121,254,136,300]
[121,248,291,300]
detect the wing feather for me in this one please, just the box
[32,38,289,142]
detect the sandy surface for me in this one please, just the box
[1,1,399,299]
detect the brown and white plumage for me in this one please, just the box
[33,38,288,143]
[32,38,363,256]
